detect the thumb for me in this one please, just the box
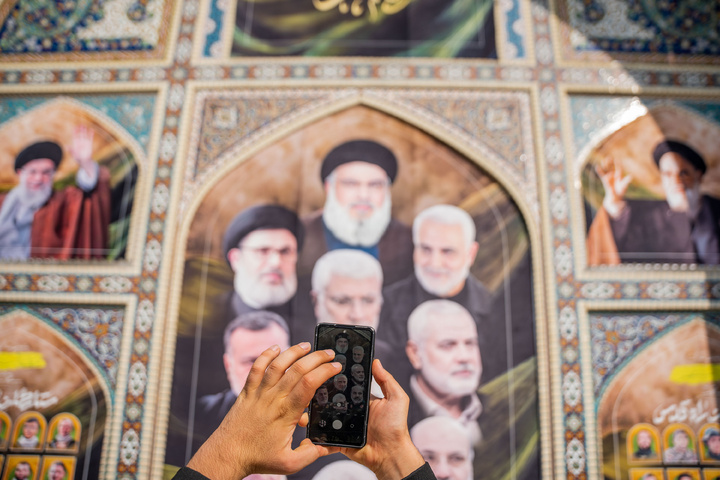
[287,439,332,471]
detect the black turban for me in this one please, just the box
[320,140,398,183]
[335,332,349,341]
[222,205,304,259]
[15,141,63,170]
[653,140,706,175]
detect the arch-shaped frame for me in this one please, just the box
[155,84,554,478]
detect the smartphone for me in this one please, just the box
[307,323,375,448]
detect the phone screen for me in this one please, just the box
[307,323,375,448]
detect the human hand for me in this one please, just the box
[336,359,425,480]
[69,125,95,171]
[187,343,341,480]
[595,156,631,218]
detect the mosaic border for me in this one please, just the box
[549,0,720,68]
[0,0,180,65]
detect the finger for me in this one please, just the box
[275,348,336,393]
[283,439,333,472]
[243,345,281,392]
[372,359,406,402]
[259,342,313,389]
[619,174,632,190]
[287,362,342,408]
[299,412,309,428]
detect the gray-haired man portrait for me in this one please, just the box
[405,300,483,444]
[411,416,473,480]
[295,249,392,364]
[379,204,508,386]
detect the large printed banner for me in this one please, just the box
[231,0,496,57]
[0,93,153,262]
[164,104,539,480]
[572,96,720,267]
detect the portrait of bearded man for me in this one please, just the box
[298,139,413,286]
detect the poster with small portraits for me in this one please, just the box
[2,455,40,480]
[0,413,10,450]
[10,414,45,453]
[703,468,720,480]
[666,468,701,480]
[44,414,79,454]
[699,424,720,463]
[38,456,74,480]
[629,468,665,480]
[629,424,662,463]
[663,424,700,465]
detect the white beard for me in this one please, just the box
[415,262,471,297]
[322,186,392,247]
[419,350,480,397]
[684,184,702,218]
[17,180,53,212]
[233,268,297,309]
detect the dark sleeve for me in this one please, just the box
[402,462,437,480]
[171,467,211,480]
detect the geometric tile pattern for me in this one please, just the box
[0,0,717,478]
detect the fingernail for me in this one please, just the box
[331,362,342,369]
[324,349,335,357]
[270,344,280,352]
[299,342,311,351]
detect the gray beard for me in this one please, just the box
[322,188,392,247]
[233,270,297,309]
[685,185,702,218]
[15,182,53,220]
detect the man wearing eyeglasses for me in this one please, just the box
[304,249,392,365]
[297,139,413,287]
[222,204,304,321]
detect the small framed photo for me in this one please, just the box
[0,412,11,450]
[628,423,662,463]
[699,424,720,463]
[666,468,701,480]
[10,413,46,453]
[702,467,720,480]
[629,467,665,480]
[2,455,41,480]
[663,424,699,465]
[45,414,80,454]
[39,456,75,480]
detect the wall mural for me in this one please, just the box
[163,98,541,480]
[0,0,718,479]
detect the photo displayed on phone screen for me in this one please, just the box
[308,323,375,448]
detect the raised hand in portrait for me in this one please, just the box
[596,156,632,218]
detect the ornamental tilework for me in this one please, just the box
[0,94,157,152]
[0,305,124,390]
[555,0,720,64]
[0,0,717,478]
[589,312,720,398]
[0,0,175,60]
